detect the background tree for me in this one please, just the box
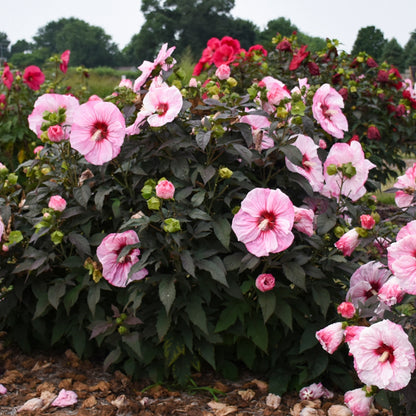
[0,32,11,61]
[404,30,416,70]
[257,17,298,49]
[123,0,239,65]
[351,25,386,61]
[32,18,121,67]
[382,38,404,72]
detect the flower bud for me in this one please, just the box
[326,164,338,176]
[219,167,233,179]
[147,196,160,211]
[163,218,181,233]
[51,230,64,245]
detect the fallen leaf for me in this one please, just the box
[17,397,43,412]
[111,394,128,408]
[89,380,110,392]
[251,378,268,392]
[40,390,57,410]
[265,393,281,409]
[238,389,256,401]
[82,395,97,408]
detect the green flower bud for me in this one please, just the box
[7,173,18,186]
[219,167,233,179]
[226,77,237,88]
[356,227,368,238]
[342,162,357,179]
[51,230,64,245]
[118,325,128,335]
[334,226,345,238]
[141,184,154,200]
[276,107,288,118]
[147,196,161,211]
[163,218,181,233]
[326,164,338,176]
[372,212,381,224]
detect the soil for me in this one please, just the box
[0,341,393,416]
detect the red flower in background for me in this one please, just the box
[59,50,70,74]
[23,65,45,91]
[367,125,381,140]
[246,44,268,59]
[213,44,236,67]
[276,38,292,52]
[366,57,378,68]
[0,94,6,116]
[289,45,309,71]
[307,61,320,76]
[1,63,13,89]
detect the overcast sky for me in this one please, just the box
[2,0,415,55]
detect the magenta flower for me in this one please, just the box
[255,273,275,292]
[22,65,45,91]
[335,228,360,257]
[70,100,126,165]
[378,277,404,307]
[299,383,333,400]
[344,387,374,416]
[312,83,348,139]
[348,320,415,391]
[51,389,77,407]
[0,217,4,241]
[322,141,376,201]
[232,188,294,257]
[59,50,70,74]
[28,93,80,139]
[96,230,148,288]
[47,125,65,142]
[394,163,416,208]
[293,206,314,236]
[346,261,391,308]
[1,63,13,89]
[155,179,175,199]
[261,76,291,112]
[285,134,324,192]
[48,195,67,212]
[337,301,356,319]
[140,80,183,128]
[316,322,344,354]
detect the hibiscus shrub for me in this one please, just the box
[1,36,416,413]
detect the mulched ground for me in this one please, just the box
[0,339,394,416]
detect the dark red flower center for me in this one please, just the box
[375,343,395,363]
[91,121,109,141]
[365,282,381,299]
[302,154,312,172]
[157,103,169,116]
[258,211,276,231]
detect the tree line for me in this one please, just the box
[0,0,415,72]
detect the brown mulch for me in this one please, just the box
[0,342,392,416]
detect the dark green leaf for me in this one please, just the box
[195,131,211,150]
[104,346,121,371]
[213,217,231,249]
[258,291,276,323]
[312,286,331,317]
[74,185,91,208]
[283,262,306,290]
[68,232,91,257]
[196,256,228,286]
[180,250,195,277]
[48,281,66,310]
[122,332,142,358]
[159,276,176,314]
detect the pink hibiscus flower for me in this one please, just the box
[23,65,45,91]
[315,322,344,354]
[260,76,291,112]
[1,63,13,90]
[255,273,275,292]
[335,228,360,257]
[232,188,294,257]
[346,261,391,308]
[28,93,80,139]
[348,320,415,391]
[285,134,324,192]
[239,111,273,150]
[312,83,348,139]
[393,162,416,208]
[140,80,183,127]
[322,141,376,201]
[70,100,126,165]
[344,388,374,416]
[293,206,314,236]
[133,43,176,91]
[96,230,148,288]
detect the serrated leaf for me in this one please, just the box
[186,298,208,334]
[312,286,331,317]
[104,346,121,371]
[180,250,195,277]
[258,291,276,323]
[195,131,211,150]
[69,232,91,257]
[200,165,216,184]
[282,262,306,290]
[122,332,142,358]
[213,217,231,249]
[196,256,228,286]
[74,185,91,208]
[47,280,66,309]
[159,276,176,314]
